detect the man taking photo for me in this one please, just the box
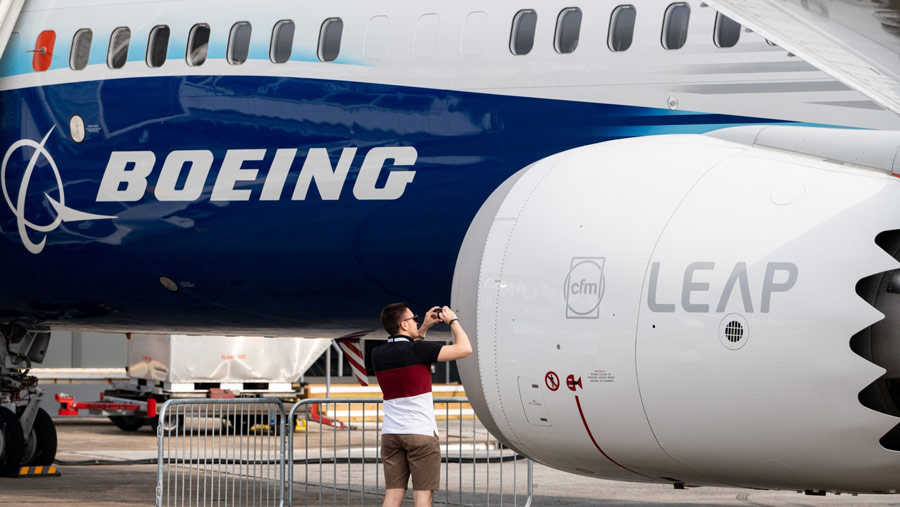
[371,303,472,507]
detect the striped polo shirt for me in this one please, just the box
[371,336,443,436]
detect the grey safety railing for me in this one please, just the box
[155,398,287,507]
[286,397,533,507]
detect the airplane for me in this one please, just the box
[1,0,900,495]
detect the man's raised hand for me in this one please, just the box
[440,306,458,325]
[423,306,441,328]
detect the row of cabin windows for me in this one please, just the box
[69,18,341,70]
[63,5,742,72]
[513,4,743,56]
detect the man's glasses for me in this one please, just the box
[402,314,419,324]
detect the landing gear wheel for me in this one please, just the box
[0,406,24,477]
[16,406,57,466]
[109,415,146,432]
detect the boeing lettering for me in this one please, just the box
[97,146,418,202]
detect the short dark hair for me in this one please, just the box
[381,302,409,335]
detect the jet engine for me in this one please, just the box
[451,127,900,493]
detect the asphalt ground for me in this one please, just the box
[1,417,900,506]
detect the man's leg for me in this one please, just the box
[412,489,434,507]
[407,434,441,507]
[383,488,407,507]
[381,435,410,507]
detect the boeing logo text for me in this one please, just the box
[97,146,418,203]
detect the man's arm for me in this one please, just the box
[437,306,472,362]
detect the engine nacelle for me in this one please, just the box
[451,131,900,492]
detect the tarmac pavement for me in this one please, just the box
[1,418,900,506]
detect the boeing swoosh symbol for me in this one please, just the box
[1,126,116,254]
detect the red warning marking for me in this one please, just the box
[566,374,582,391]
[545,371,559,391]
[574,395,652,479]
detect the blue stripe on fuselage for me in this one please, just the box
[0,75,788,332]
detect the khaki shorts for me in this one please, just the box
[381,433,441,491]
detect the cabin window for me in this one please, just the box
[608,5,636,52]
[270,20,294,63]
[364,15,390,60]
[662,3,690,50]
[228,22,251,65]
[146,25,170,67]
[414,14,440,58]
[554,7,582,54]
[461,11,489,57]
[318,18,343,62]
[714,12,740,48]
[510,9,537,55]
[187,23,210,66]
[70,29,92,70]
[107,27,130,69]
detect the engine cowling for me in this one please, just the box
[451,132,900,492]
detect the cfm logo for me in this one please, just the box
[564,257,606,319]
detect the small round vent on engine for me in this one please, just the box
[719,314,749,350]
[725,321,743,342]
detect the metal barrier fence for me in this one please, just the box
[155,398,287,507]
[156,397,533,507]
[287,398,533,507]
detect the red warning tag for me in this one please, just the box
[566,374,583,391]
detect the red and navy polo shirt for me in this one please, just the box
[371,336,443,436]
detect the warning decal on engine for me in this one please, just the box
[588,369,615,384]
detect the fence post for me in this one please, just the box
[524,459,534,507]
[156,404,165,507]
